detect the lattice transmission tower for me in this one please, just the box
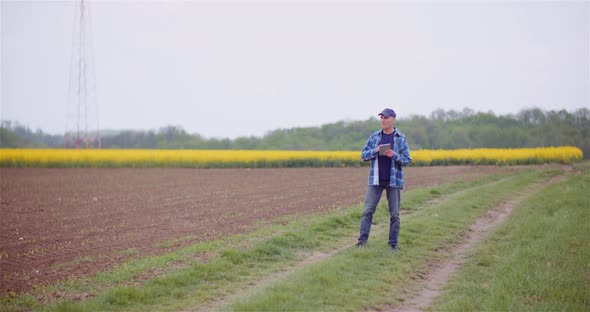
[65,0,100,148]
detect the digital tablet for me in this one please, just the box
[378,144,391,155]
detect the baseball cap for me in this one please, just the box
[378,108,396,118]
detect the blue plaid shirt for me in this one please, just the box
[361,128,412,189]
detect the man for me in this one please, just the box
[357,108,412,251]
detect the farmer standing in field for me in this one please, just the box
[357,108,411,251]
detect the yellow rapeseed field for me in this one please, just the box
[0,146,583,167]
[411,146,583,165]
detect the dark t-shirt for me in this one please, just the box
[378,131,395,182]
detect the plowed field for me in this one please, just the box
[0,166,519,294]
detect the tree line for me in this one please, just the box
[1,107,588,158]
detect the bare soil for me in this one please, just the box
[0,166,518,295]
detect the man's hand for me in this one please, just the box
[383,149,394,158]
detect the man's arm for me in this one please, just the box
[393,136,412,166]
[361,135,379,161]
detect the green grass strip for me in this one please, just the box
[226,169,557,311]
[430,165,590,311]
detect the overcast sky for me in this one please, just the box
[1,0,588,138]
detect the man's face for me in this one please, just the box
[380,115,395,130]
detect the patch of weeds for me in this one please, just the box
[156,240,176,249]
[118,248,139,257]
[156,235,199,249]
[73,256,95,264]
[220,249,250,265]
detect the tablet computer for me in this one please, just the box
[378,144,391,155]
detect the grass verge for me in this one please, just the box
[429,163,590,311]
[226,169,557,311]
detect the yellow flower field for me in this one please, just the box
[0,146,583,168]
[411,146,583,165]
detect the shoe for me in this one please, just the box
[389,244,399,252]
[356,241,366,247]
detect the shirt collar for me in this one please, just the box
[380,128,398,137]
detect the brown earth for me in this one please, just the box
[0,166,519,295]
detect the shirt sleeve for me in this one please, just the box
[393,136,412,166]
[361,134,378,161]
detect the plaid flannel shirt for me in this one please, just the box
[361,128,412,189]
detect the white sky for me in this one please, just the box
[1,0,589,138]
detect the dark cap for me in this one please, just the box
[378,108,396,118]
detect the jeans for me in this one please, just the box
[358,181,400,245]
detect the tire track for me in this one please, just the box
[186,237,356,312]
[186,174,517,312]
[385,171,568,312]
